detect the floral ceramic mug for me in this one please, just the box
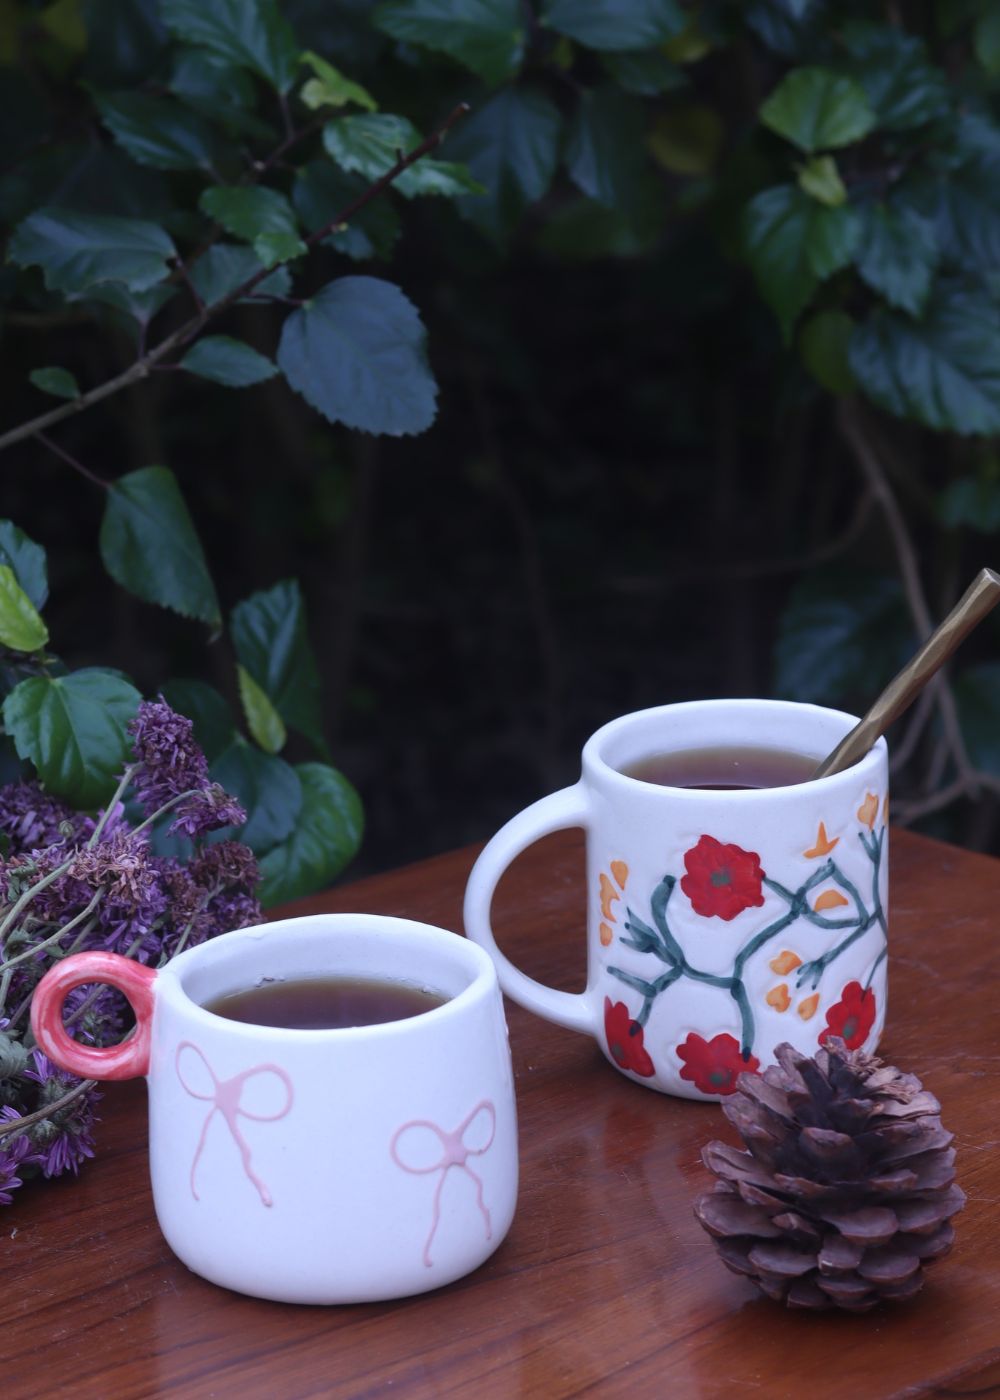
[31,914,519,1303]
[464,700,888,1100]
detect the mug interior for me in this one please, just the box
[170,915,492,1032]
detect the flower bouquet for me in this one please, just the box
[0,699,259,1205]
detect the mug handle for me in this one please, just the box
[30,952,157,1080]
[464,784,593,1035]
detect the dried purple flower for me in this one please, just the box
[0,1106,40,1204]
[169,782,246,840]
[128,698,209,813]
[23,1052,100,1178]
[0,781,87,857]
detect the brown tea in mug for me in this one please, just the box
[621,744,819,790]
[204,976,447,1030]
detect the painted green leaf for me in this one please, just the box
[277,276,437,437]
[94,91,225,172]
[850,282,1000,435]
[179,335,278,387]
[799,310,856,396]
[293,162,401,261]
[199,186,306,269]
[855,198,938,317]
[0,566,48,652]
[567,86,645,209]
[744,184,861,342]
[322,114,482,200]
[760,67,875,153]
[237,663,287,755]
[160,679,237,763]
[840,22,949,132]
[2,669,141,808]
[100,466,221,627]
[445,86,562,238]
[188,245,291,306]
[7,207,176,294]
[210,741,302,851]
[159,0,299,92]
[374,0,524,86]
[0,522,48,610]
[541,0,685,52]
[29,366,80,399]
[230,579,326,754]
[299,50,377,111]
[258,762,363,905]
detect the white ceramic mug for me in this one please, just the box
[31,914,519,1304]
[464,700,888,1100]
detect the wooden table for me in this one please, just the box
[4,828,999,1399]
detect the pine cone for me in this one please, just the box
[694,1038,965,1312]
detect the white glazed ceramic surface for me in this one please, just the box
[34,915,519,1304]
[464,700,889,1101]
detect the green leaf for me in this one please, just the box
[760,67,875,154]
[850,282,1000,435]
[566,86,645,209]
[0,522,48,610]
[744,184,861,342]
[975,10,1000,75]
[257,762,363,905]
[179,335,277,387]
[541,0,685,52]
[293,161,401,261]
[955,664,1000,773]
[277,276,437,437]
[445,87,562,238]
[601,49,685,95]
[299,50,377,111]
[774,568,913,707]
[797,155,846,207]
[2,669,141,808]
[840,22,949,132]
[921,122,1000,275]
[0,566,48,653]
[855,199,938,317]
[169,48,275,137]
[936,477,1000,533]
[799,310,857,396]
[237,664,286,754]
[7,207,176,294]
[230,579,326,754]
[94,91,225,172]
[322,114,483,200]
[210,741,302,851]
[29,366,80,399]
[160,679,237,763]
[199,186,306,269]
[374,0,524,86]
[99,466,221,627]
[159,0,299,92]
[647,104,724,176]
[188,245,291,305]
[79,282,176,328]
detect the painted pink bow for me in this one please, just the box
[175,1042,294,1207]
[391,1100,496,1267]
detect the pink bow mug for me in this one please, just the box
[464,700,889,1100]
[31,913,519,1304]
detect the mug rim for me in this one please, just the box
[159,913,498,1040]
[582,697,887,798]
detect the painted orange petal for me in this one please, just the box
[798,993,820,1021]
[599,873,620,922]
[857,792,879,830]
[610,859,629,890]
[813,889,850,912]
[803,821,839,858]
[766,984,790,1012]
[882,794,890,825]
[769,949,802,976]
[599,921,614,947]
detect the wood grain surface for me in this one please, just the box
[3,828,998,1400]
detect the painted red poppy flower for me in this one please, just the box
[819,981,876,1051]
[681,834,766,920]
[603,998,655,1078]
[676,1031,759,1096]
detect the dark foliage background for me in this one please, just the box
[4,0,1000,882]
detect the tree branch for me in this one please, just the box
[0,103,471,458]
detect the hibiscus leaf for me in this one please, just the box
[160,679,237,763]
[299,50,377,111]
[29,367,80,399]
[445,86,562,240]
[541,0,685,52]
[237,663,287,755]
[159,0,299,93]
[0,566,48,653]
[373,0,525,86]
[230,579,326,754]
[7,207,176,294]
[199,186,306,268]
[209,741,302,852]
[760,67,875,153]
[0,521,48,610]
[257,762,363,905]
[855,197,938,317]
[322,113,482,199]
[94,90,226,172]
[179,335,278,388]
[188,245,291,305]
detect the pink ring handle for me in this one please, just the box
[30,952,157,1080]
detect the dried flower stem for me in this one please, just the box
[0,889,102,974]
[0,1078,95,1140]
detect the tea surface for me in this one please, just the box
[622,744,818,790]
[204,975,446,1030]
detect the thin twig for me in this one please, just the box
[37,434,109,489]
[0,104,471,457]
